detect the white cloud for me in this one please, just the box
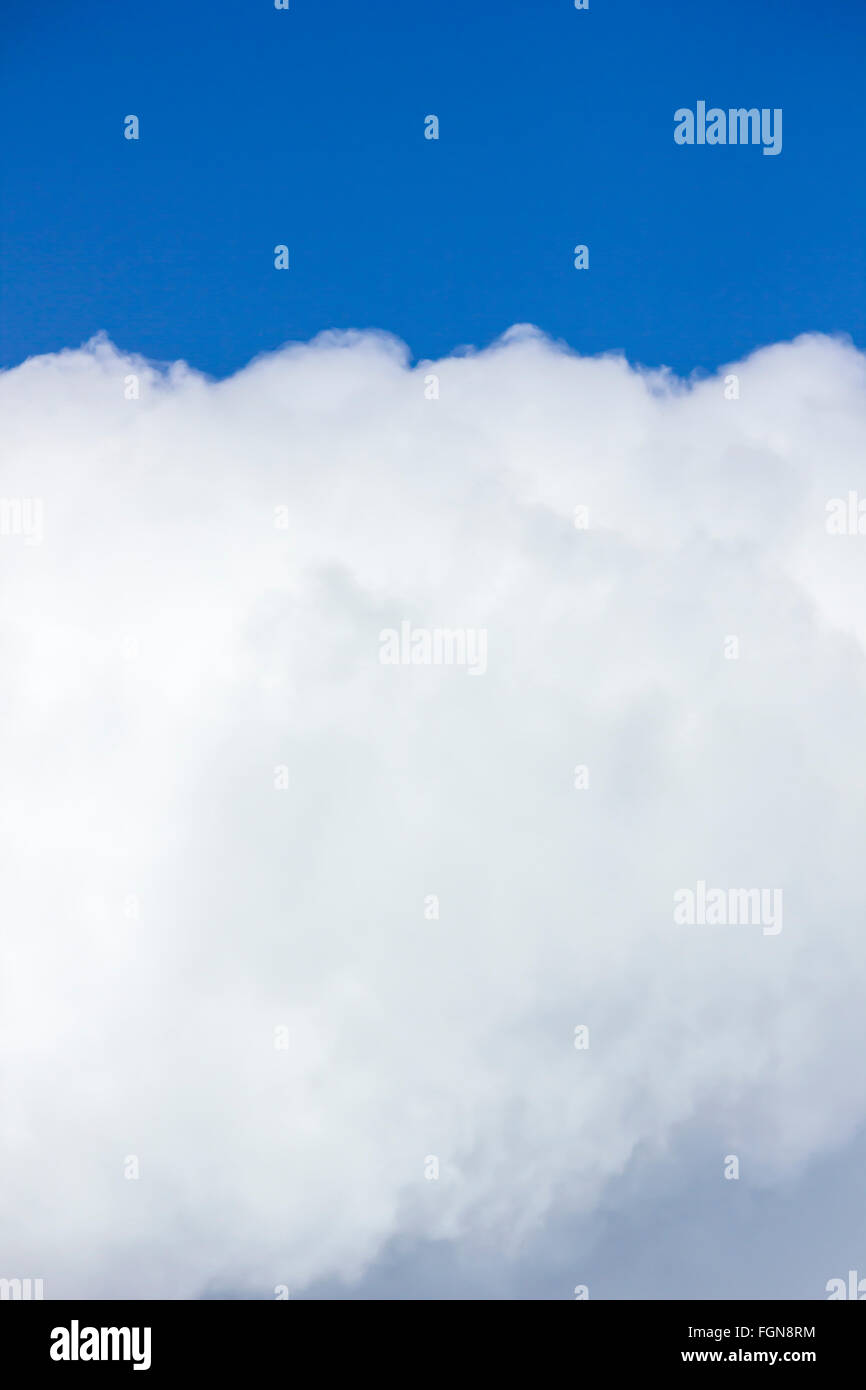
[1,328,865,1297]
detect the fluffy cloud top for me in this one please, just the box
[1,327,865,1297]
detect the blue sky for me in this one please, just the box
[2,0,864,377]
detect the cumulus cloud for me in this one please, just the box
[1,327,865,1297]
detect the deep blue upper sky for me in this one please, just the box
[1,0,863,378]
